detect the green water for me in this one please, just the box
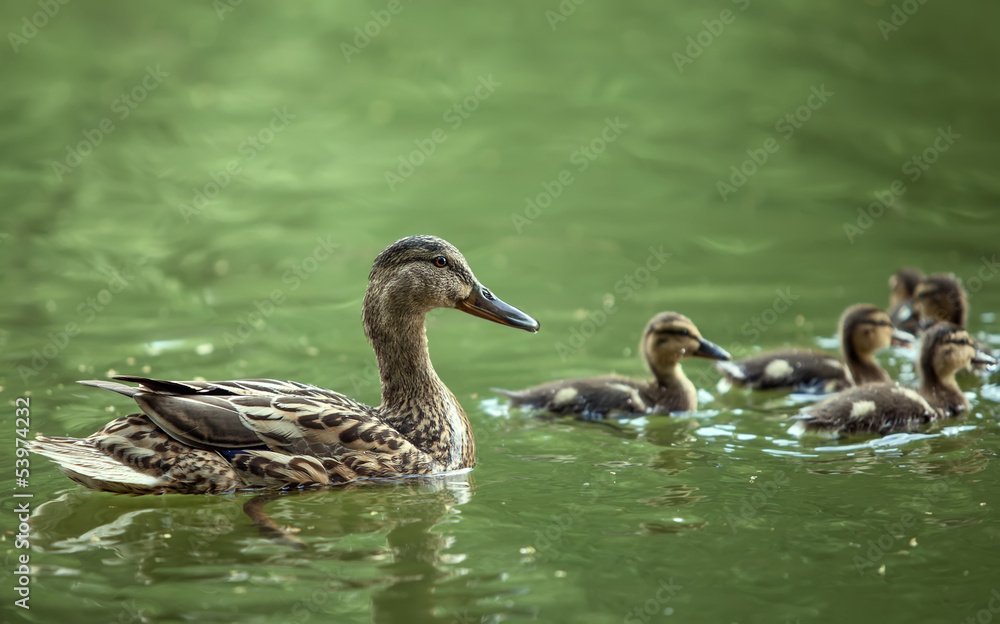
[3,1,1000,622]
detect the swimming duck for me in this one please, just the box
[887,267,925,333]
[908,273,966,330]
[789,322,996,437]
[494,312,731,419]
[715,304,914,394]
[30,235,540,494]
[903,273,994,372]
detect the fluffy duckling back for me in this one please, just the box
[790,323,996,437]
[716,304,913,394]
[495,312,730,419]
[888,267,924,333]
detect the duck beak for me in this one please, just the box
[693,337,731,361]
[972,349,997,368]
[456,284,540,333]
[891,328,916,347]
[894,302,913,323]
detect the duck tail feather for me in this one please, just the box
[30,436,165,493]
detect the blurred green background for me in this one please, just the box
[2,1,1000,623]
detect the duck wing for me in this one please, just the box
[790,383,937,437]
[80,376,407,454]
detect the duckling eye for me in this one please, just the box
[432,256,448,268]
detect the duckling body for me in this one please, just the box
[790,323,996,437]
[31,235,539,494]
[888,267,925,334]
[495,312,730,419]
[715,349,851,394]
[716,304,912,394]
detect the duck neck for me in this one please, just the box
[846,354,888,385]
[842,334,888,385]
[362,295,474,469]
[367,312,444,410]
[920,369,968,416]
[653,361,698,412]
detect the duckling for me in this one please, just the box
[906,273,994,372]
[30,235,539,494]
[888,267,924,333]
[789,323,996,437]
[494,312,731,419]
[715,304,914,394]
[908,273,966,329]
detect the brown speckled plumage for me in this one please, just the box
[30,235,539,494]
[495,312,730,419]
[790,323,996,437]
[715,304,912,394]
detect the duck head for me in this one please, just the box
[363,235,539,334]
[920,322,996,384]
[888,267,924,310]
[640,312,730,380]
[911,274,967,330]
[840,304,914,360]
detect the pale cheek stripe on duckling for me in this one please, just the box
[764,359,793,380]
[849,400,877,419]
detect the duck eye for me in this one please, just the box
[433,256,448,268]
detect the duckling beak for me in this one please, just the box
[894,302,913,323]
[972,349,997,368]
[891,328,916,347]
[456,284,540,333]
[693,337,731,361]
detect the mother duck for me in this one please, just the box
[31,235,539,494]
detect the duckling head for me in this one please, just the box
[840,304,914,361]
[919,322,996,383]
[912,273,967,330]
[888,267,924,309]
[363,235,539,335]
[640,312,730,381]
